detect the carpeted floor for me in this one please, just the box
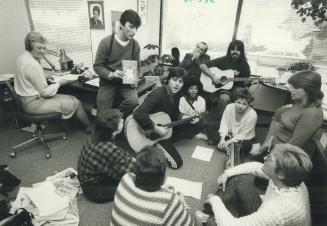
[0,115,270,226]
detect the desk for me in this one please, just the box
[59,77,157,115]
[249,82,290,113]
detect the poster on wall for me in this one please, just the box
[138,0,148,25]
[88,1,105,30]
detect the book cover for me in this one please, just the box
[122,60,138,85]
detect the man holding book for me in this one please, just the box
[94,9,141,118]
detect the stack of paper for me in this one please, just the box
[25,182,69,217]
[10,168,80,226]
[164,177,202,199]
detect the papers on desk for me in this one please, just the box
[84,77,99,87]
[192,146,214,161]
[51,74,79,83]
[165,177,202,199]
[0,74,15,81]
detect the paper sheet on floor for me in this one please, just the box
[25,182,69,217]
[165,177,202,199]
[191,146,214,161]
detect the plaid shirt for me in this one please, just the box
[77,136,134,185]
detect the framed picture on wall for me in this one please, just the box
[88,1,105,30]
[138,0,148,25]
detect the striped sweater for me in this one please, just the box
[110,173,197,226]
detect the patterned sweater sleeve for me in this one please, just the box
[163,193,197,226]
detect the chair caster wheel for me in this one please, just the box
[62,136,67,140]
[45,153,51,159]
[9,152,16,158]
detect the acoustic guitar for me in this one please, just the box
[124,111,207,153]
[200,67,276,93]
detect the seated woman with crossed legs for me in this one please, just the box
[251,70,324,159]
[15,31,92,133]
[202,143,312,226]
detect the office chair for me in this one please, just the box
[4,80,67,159]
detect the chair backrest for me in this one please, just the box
[4,80,25,115]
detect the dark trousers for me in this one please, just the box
[81,179,120,203]
[155,138,183,169]
[97,84,138,118]
[206,175,262,225]
[173,114,212,141]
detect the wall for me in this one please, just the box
[0,0,30,74]
[89,0,161,61]
[0,0,161,74]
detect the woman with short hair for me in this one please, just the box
[254,70,324,156]
[15,31,92,133]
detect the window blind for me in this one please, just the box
[26,0,93,70]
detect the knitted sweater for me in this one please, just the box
[209,162,311,226]
[133,86,180,130]
[93,34,140,86]
[110,173,197,226]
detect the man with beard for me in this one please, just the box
[200,40,251,145]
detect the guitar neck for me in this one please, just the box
[164,115,196,128]
[226,77,275,82]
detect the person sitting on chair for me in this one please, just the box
[181,42,210,79]
[15,31,92,133]
[110,145,199,225]
[203,143,312,226]
[252,70,323,159]
[133,67,186,169]
[77,109,134,203]
[216,87,257,156]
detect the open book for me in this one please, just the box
[122,60,138,85]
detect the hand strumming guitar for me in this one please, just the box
[210,73,221,85]
[153,124,168,137]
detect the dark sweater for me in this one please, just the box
[271,104,323,148]
[93,35,140,86]
[206,56,251,87]
[133,86,180,130]
[181,53,210,79]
